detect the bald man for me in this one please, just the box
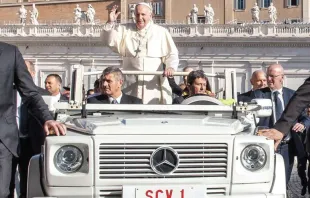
[237,70,267,103]
[101,2,179,104]
[253,64,310,188]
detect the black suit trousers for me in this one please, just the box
[9,138,32,198]
[287,132,308,187]
[276,144,290,185]
[0,141,13,198]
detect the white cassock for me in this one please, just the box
[101,21,179,104]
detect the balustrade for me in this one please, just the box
[0,23,309,38]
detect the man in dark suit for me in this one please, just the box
[87,79,101,99]
[9,61,52,198]
[291,111,310,195]
[267,77,310,140]
[0,42,66,197]
[261,77,310,193]
[253,64,309,189]
[237,70,267,103]
[87,67,142,104]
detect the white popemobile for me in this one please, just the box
[27,65,287,198]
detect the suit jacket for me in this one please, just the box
[87,93,143,104]
[60,94,69,102]
[237,90,255,103]
[253,87,295,128]
[168,77,183,96]
[291,111,310,157]
[19,86,51,155]
[19,86,50,137]
[172,95,187,104]
[0,42,53,156]
[274,77,310,135]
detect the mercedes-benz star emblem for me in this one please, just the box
[150,146,179,175]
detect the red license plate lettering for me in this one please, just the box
[144,189,185,198]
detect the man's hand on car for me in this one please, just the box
[258,128,284,151]
[44,120,67,136]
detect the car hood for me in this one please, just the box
[66,114,249,135]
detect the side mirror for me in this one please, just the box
[251,98,272,118]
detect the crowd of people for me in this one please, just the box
[238,64,310,196]
[2,1,310,198]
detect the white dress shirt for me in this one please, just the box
[16,91,21,129]
[50,92,61,110]
[108,93,123,104]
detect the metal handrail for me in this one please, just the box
[84,71,224,78]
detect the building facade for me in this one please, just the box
[0,0,309,96]
[0,0,309,25]
[1,23,309,96]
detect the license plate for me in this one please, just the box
[134,186,205,198]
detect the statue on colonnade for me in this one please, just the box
[204,4,214,24]
[30,3,39,25]
[190,4,198,24]
[268,2,277,24]
[86,4,96,25]
[73,4,82,25]
[251,2,260,23]
[17,5,27,25]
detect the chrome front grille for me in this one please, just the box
[207,187,226,196]
[99,186,122,198]
[99,143,228,179]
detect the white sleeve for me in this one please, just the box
[162,30,179,71]
[101,23,125,55]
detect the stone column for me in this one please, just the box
[224,0,234,24]
[199,61,216,94]
[303,0,310,23]
[165,0,172,23]
[120,0,127,23]
[88,67,98,90]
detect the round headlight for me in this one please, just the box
[54,145,83,173]
[241,145,266,171]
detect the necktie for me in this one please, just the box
[111,99,118,104]
[273,91,283,122]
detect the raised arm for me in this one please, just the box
[101,5,125,55]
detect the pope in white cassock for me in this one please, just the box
[101,2,179,104]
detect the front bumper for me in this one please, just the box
[35,186,286,198]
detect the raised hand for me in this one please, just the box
[108,5,121,23]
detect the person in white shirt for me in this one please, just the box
[238,70,267,103]
[101,2,179,104]
[254,64,308,191]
